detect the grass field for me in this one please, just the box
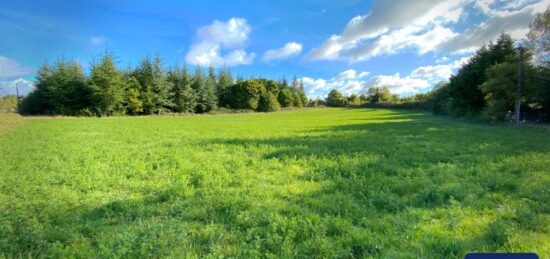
[0,108,549,258]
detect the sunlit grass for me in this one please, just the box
[0,108,549,258]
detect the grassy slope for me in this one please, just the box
[0,108,548,258]
[0,113,24,134]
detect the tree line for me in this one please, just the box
[20,53,309,116]
[324,9,550,122]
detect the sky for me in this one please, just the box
[0,0,548,98]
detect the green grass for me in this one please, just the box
[0,108,549,258]
[0,113,23,134]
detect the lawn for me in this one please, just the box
[0,108,549,258]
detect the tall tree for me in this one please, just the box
[133,56,155,114]
[479,52,531,121]
[277,88,294,108]
[168,65,196,113]
[366,87,395,104]
[228,79,265,110]
[20,62,54,114]
[90,51,126,116]
[293,92,303,108]
[49,59,92,115]
[151,54,173,114]
[217,68,233,108]
[192,67,217,113]
[448,33,515,117]
[326,89,347,107]
[257,91,281,112]
[125,76,143,115]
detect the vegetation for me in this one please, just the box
[19,54,308,116]
[323,9,550,123]
[1,108,549,257]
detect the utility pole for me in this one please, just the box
[515,47,524,124]
[15,83,20,113]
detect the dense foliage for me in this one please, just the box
[324,12,550,123]
[20,53,308,116]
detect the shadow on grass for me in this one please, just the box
[3,112,549,257]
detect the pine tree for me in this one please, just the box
[168,65,196,113]
[192,67,216,113]
[90,51,126,116]
[134,56,155,114]
[217,68,233,108]
[151,54,173,114]
[125,76,143,115]
[51,59,91,115]
[20,62,54,114]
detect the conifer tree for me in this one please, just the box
[125,76,143,115]
[90,51,126,116]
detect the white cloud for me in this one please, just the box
[90,36,106,47]
[308,0,466,61]
[0,56,32,80]
[0,78,34,96]
[307,0,549,62]
[301,69,370,98]
[302,56,471,98]
[438,2,548,53]
[185,17,255,66]
[262,42,302,62]
[410,56,471,81]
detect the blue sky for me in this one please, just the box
[0,0,548,97]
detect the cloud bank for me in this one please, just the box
[307,0,549,62]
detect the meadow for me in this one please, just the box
[0,108,549,258]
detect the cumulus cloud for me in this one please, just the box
[0,56,32,80]
[302,56,471,98]
[307,0,549,62]
[438,2,548,53]
[307,0,465,61]
[301,69,370,98]
[185,17,255,66]
[262,42,302,62]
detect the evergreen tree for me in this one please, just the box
[448,33,514,117]
[20,62,54,114]
[217,68,233,108]
[49,59,92,115]
[168,65,196,113]
[151,54,173,114]
[125,76,143,115]
[192,67,217,113]
[90,51,126,116]
[134,56,155,114]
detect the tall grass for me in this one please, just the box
[0,108,548,257]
